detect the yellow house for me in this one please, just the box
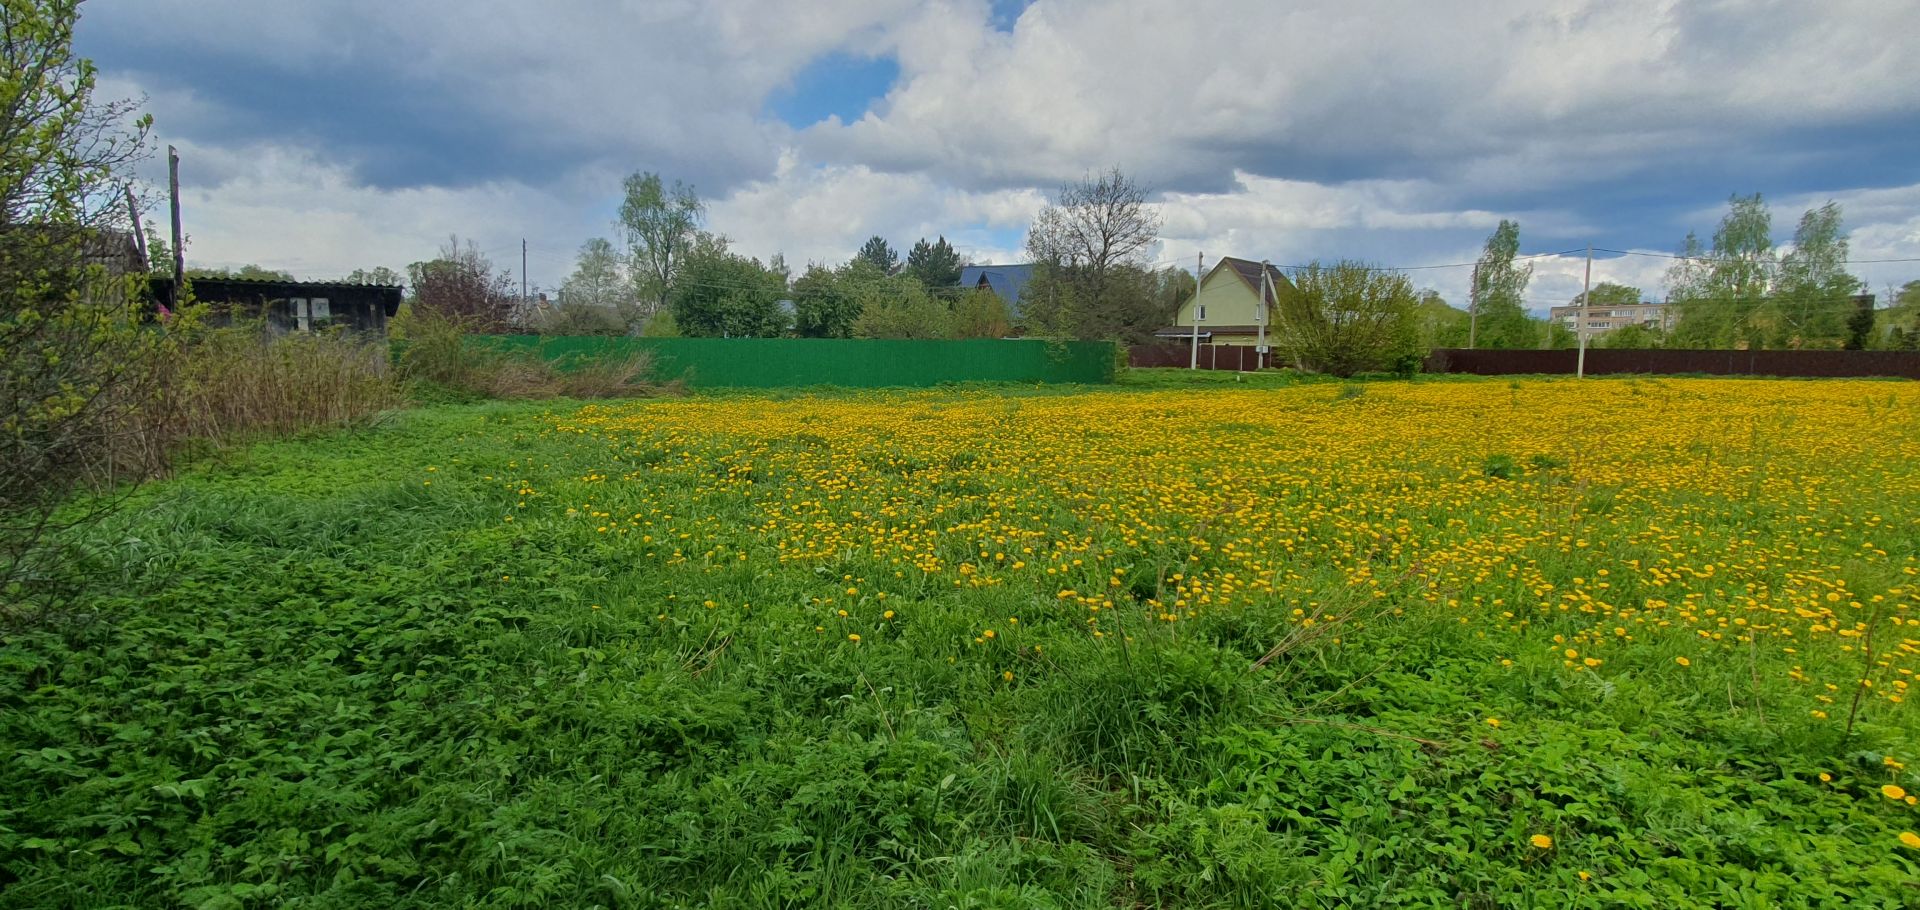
[1155,256,1296,347]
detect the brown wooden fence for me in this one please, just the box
[1426,348,1920,380]
[1129,343,1269,371]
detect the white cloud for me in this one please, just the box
[705,150,1045,267]
[87,0,1920,307]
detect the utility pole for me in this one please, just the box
[521,238,529,303]
[1576,244,1592,379]
[1467,261,1479,349]
[1256,259,1272,372]
[123,185,147,269]
[1190,251,1204,370]
[167,146,184,309]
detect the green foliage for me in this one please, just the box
[952,288,1012,339]
[856,235,899,274]
[186,264,295,281]
[620,171,705,314]
[558,237,634,323]
[1667,196,1867,350]
[343,265,404,286]
[669,245,789,338]
[792,263,864,338]
[1019,262,1186,343]
[1597,321,1664,349]
[5,382,1915,907]
[1471,220,1537,349]
[1274,260,1423,377]
[904,235,963,289]
[1575,282,1641,310]
[1414,290,1470,349]
[530,301,626,337]
[392,309,665,398]
[0,0,158,613]
[851,270,952,339]
[1481,452,1518,479]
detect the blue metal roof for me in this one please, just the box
[959,263,1034,316]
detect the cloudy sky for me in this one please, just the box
[81,0,1920,312]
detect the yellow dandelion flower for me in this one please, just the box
[1883,785,1907,800]
[1902,832,1920,849]
[1530,834,1553,849]
[847,633,861,643]
[1675,656,1690,666]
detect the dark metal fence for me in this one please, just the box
[1426,348,1920,380]
[1129,343,1267,371]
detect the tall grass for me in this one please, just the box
[166,326,403,440]
[391,307,671,399]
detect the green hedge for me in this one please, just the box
[471,336,1117,388]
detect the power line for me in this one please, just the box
[1593,247,1920,266]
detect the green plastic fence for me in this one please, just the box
[471,336,1117,388]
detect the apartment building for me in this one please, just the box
[1549,300,1672,340]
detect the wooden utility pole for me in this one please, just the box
[167,146,184,308]
[122,185,147,269]
[521,239,529,303]
[1576,245,1592,378]
[1190,252,1204,369]
[1256,259,1272,372]
[1467,261,1479,349]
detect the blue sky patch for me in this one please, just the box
[767,52,899,128]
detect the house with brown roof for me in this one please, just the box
[1154,256,1296,347]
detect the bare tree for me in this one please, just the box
[1026,167,1160,284]
[1022,168,1162,338]
[406,236,518,331]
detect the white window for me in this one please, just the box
[1196,304,1207,322]
[309,298,330,320]
[291,298,309,332]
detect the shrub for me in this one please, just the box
[1274,261,1423,377]
[391,308,671,400]
[157,322,403,444]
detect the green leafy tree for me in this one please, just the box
[1667,194,1775,349]
[1273,261,1423,376]
[187,264,295,281]
[904,236,963,290]
[560,237,637,330]
[1413,291,1471,349]
[1775,202,1863,348]
[669,243,788,337]
[851,273,951,339]
[1470,219,1535,349]
[621,172,703,315]
[1665,197,1866,349]
[856,235,898,274]
[1882,281,1920,350]
[344,266,403,286]
[1573,282,1642,309]
[952,288,1012,338]
[1,0,160,611]
[791,263,863,338]
[1598,322,1664,349]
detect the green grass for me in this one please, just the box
[3,382,1917,908]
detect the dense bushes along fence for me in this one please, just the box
[1427,348,1920,380]
[472,336,1118,388]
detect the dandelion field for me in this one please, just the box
[4,377,1919,907]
